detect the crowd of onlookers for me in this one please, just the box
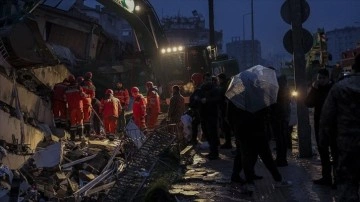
[167,54,360,199]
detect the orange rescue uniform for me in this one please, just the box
[101,95,122,134]
[52,80,68,127]
[146,88,160,129]
[132,94,147,130]
[81,79,96,134]
[64,85,86,134]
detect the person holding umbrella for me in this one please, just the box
[226,65,292,193]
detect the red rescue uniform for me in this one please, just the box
[132,94,147,130]
[101,95,122,134]
[64,84,86,134]
[81,79,96,134]
[114,87,130,109]
[52,80,68,127]
[146,88,160,129]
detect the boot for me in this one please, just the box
[77,128,84,140]
[84,125,90,137]
[70,130,76,141]
[55,121,62,128]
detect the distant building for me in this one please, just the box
[226,37,262,71]
[340,43,360,71]
[160,11,223,52]
[326,26,360,64]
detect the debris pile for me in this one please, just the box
[17,138,126,201]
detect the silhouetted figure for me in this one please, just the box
[305,68,334,186]
[271,75,290,167]
[320,54,360,200]
[217,73,233,149]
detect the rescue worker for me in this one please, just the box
[114,81,130,132]
[100,89,122,138]
[320,54,360,201]
[131,87,147,130]
[145,81,161,130]
[81,72,96,137]
[52,78,69,128]
[64,75,87,140]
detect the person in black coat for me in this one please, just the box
[217,73,233,149]
[271,75,291,167]
[305,68,334,186]
[199,73,221,160]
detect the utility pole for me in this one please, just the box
[251,0,255,66]
[208,0,215,48]
[289,0,312,157]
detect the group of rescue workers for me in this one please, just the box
[51,71,161,140]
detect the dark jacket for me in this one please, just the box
[305,82,333,122]
[199,82,221,117]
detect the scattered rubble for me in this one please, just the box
[0,121,183,202]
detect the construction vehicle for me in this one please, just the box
[305,28,332,82]
[158,44,239,101]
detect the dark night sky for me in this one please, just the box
[85,0,360,59]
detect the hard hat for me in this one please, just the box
[146,81,154,88]
[105,89,113,95]
[77,76,84,83]
[85,72,92,79]
[131,87,139,94]
[68,75,76,83]
[191,73,203,84]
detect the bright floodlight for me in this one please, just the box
[161,48,166,54]
[172,47,178,52]
[166,48,172,53]
[178,46,183,51]
[135,5,141,12]
[291,90,298,97]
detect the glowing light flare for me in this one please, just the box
[183,82,194,94]
[291,90,298,97]
[135,5,140,12]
